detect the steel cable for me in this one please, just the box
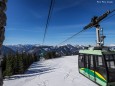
[57,9,115,46]
[42,0,55,45]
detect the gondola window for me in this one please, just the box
[105,55,115,69]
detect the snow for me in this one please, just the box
[3,55,97,86]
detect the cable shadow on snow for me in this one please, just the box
[4,62,55,81]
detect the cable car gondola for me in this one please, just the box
[78,9,115,86]
[79,47,115,86]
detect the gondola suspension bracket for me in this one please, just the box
[83,9,115,47]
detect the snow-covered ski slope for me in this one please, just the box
[4,55,97,86]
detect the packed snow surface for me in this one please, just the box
[4,55,97,86]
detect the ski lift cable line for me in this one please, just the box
[57,29,85,46]
[57,20,107,46]
[57,9,115,46]
[101,13,115,22]
[42,0,55,45]
[102,9,115,22]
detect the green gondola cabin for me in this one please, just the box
[78,47,115,86]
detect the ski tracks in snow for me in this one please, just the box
[4,56,98,86]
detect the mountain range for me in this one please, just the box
[1,44,115,57]
[2,44,84,56]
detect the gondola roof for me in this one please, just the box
[79,46,115,55]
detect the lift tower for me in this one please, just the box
[83,10,115,47]
[0,0,7,86]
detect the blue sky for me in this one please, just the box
[4,0,115,46]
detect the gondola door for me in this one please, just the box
[84,55,90,78]
[89,55,95,81]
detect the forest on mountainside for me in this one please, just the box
[1,52,39,77]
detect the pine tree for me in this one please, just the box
[12,54,18,74]
[2,54,6,77]
[22,52,27,71]
[34,53,40,61]
[14,52,20,74]
[2,51,43,77]
[4,54,13,76]
[52,51,56,58]
[18,54,24,74]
